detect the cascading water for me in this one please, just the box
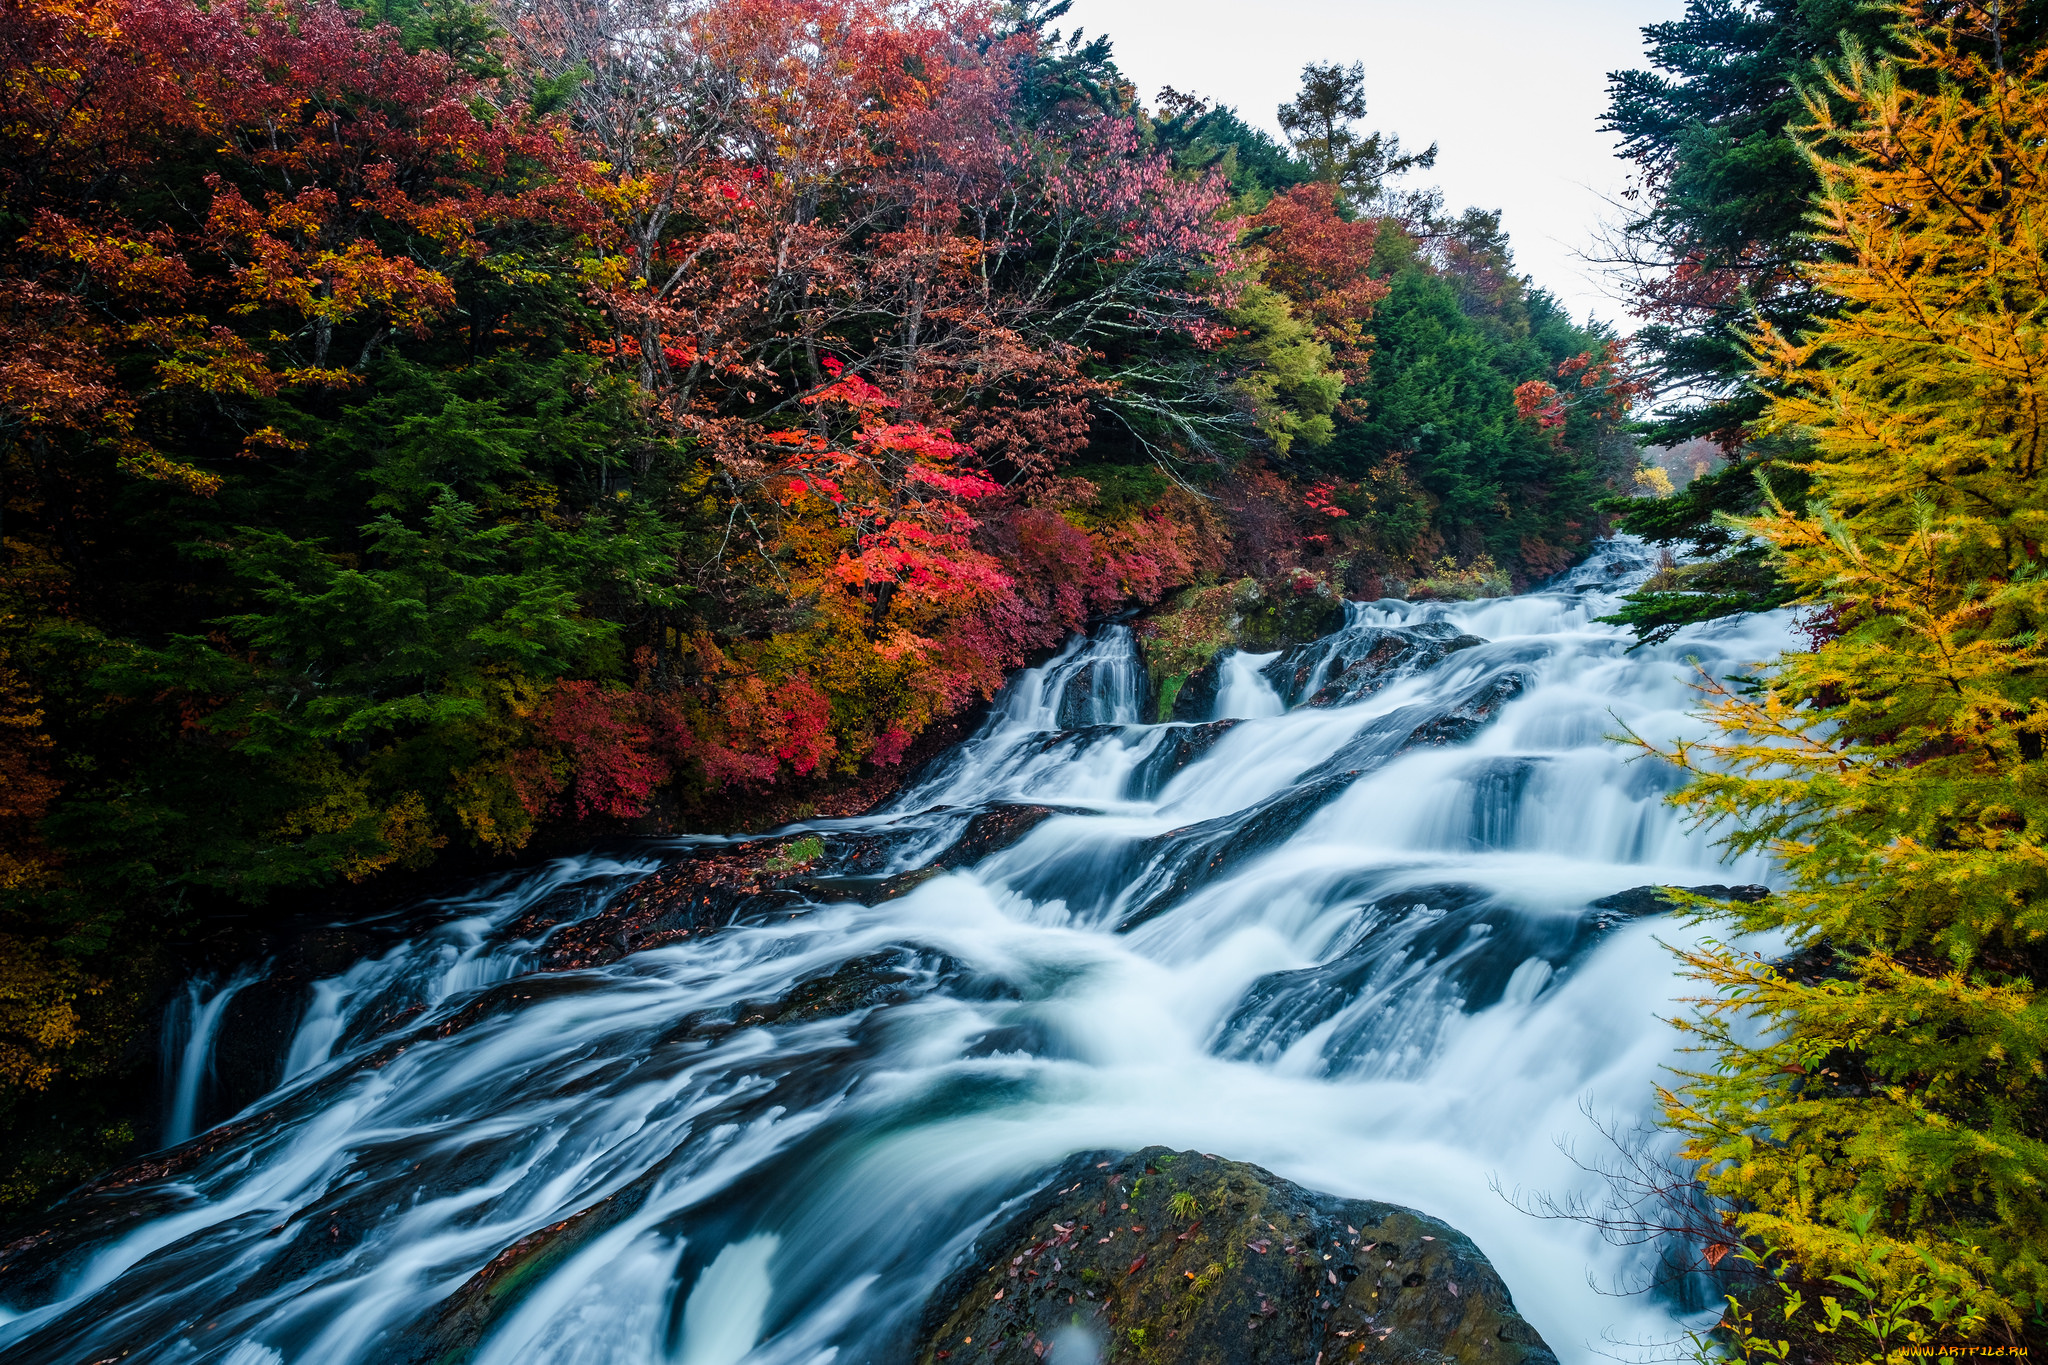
[0,537,1793,1364]
[160,965,265,1147]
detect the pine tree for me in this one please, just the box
[1277,61,1435,212]
[1647,4,2048,1332]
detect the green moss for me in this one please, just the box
[762,835,824,873]
[1153,674,1188,722]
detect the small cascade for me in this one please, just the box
[0,538,1791,1365]
[159,965,264,1146]
[1213,649,1285,719]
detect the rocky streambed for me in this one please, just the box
[0,539,1794,1365]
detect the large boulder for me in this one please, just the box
[916,1146,1557,1365]
[1585,883,1769,932]
[1140,574,1348,723]
[1234,578,1348,653]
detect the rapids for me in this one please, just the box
[0,537,1793,1364]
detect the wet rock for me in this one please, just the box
[528,835,820,971]
[391,947,967,1363]
[0,1184,206,1305]
[1115,774,1357,933]
[1119,674,1533,934]
[1307,628,1486,709]
[915,1146,1557,1365]
[555,805,1077,938]
[1126,720,1243,800]
[1057,662,1101,730]
[391,1167,663,1365]
[1586,883,1770,931]
[740,950,929,1024]
[1291,670,1529,791]
[200,916,452,1121]
[1217,884,1503,1065]
[685,947,977,1042]
[1398,671,1527,748]
[939,805,1072,870]
[1168,652,1229,722]
[816,804,1080,905]
[1257,641,1324,706]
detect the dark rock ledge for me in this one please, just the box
[524,803,1075,971]
[916,1146,1559,1365]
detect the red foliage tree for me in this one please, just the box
[1249,182,1390,382]
[496,0,1241,773]
[0,0,602,500]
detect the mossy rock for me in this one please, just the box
[1229,576,1346,654]
[916,1146,1557,1365]
[1140,574,1346,722]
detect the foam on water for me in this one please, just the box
[0,536,1793,1364]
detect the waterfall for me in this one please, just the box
[159,965,264,1147]
[0,537,1792,1364]
[1212,649,1285,719]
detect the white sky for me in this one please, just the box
[1063,0,1690,333]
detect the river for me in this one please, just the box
[0,537,1791,1363]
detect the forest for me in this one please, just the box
[1,0,2044,1356]
[0,0,1633,1196]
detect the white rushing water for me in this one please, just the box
[160,965,266,1147]
[0,537,1794,1364]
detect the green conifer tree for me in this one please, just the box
[1646,5,2048,1333]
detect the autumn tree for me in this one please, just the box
[1595,2,1955,646]
[491,0,1243,763]
[1645,6,2048,1333]
[1249,182,1388,380]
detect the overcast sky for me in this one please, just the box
[1063,0,1690,332]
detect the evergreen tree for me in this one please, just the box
[1598,0,1904,645]
[1150,92,1310,200]
[1277,60,1436,213]
[1647,8,2048,1331]
[1325,229,1631,578]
